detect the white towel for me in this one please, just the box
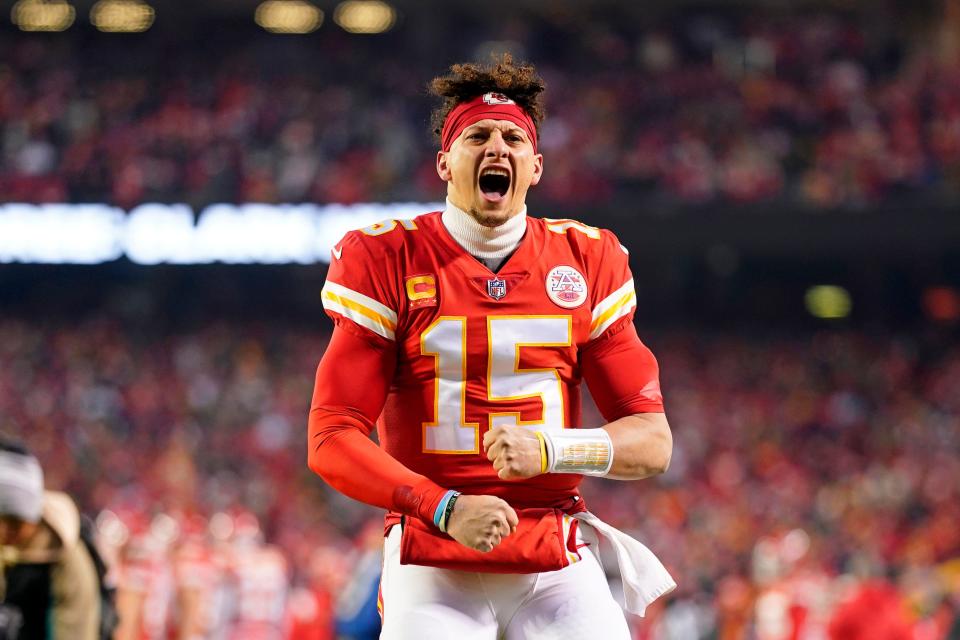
[574,512,677,617]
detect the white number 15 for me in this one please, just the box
[420,316,571,454]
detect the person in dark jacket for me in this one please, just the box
[0,439,101,640]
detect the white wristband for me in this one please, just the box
[540,428,614,476]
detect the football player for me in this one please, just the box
[223,511,290,640]
[110,510,176,640]
[308,55,676,640]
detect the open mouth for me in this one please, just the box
[478,169,510,202]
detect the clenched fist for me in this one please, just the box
[483,425,543,480]
[445,494,519,552]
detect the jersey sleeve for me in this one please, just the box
[308,320,450,527]
[321,230,401,343]
[582,322,665,420]
[587,229,637,342]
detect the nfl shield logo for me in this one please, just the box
[487,278,507,300]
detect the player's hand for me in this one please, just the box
[445,494,519,553]
[483,425,543,480]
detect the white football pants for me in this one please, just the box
[379,524,630,640]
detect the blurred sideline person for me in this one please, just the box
[108,509,176,640]
[0,439,101,640]
[106,507,291,640]
[225,511,290,640]
[308,55,676,640]
[334,522,384,640]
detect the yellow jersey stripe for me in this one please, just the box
[590,290,636,337]
[590,297,635,339]
[322,280,398,324]
[591,278,635,322]
[322,292,396,340]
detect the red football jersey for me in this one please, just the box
[321,212,662,508]
[116,534,174,640]
[228,544,290,639]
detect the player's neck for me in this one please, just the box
[441,199,527,271]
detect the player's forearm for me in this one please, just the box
[308,408,449,522]
[602,412,672,480]
[487,412,672,481]
[308,327,450,521]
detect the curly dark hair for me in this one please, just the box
[428,54,546,144]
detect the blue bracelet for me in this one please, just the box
[438,492,460,532]
[433,490,457,529]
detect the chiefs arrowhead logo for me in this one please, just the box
[483,92,515,105]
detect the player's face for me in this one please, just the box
[437,119,543,227]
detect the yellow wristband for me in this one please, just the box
[534,431,548,473]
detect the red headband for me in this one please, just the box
[440,92,538,153]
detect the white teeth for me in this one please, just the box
[481,169,509,177]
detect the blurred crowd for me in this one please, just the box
[2,317,959,638]
[2,6,960,211]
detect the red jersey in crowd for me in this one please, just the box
[226,542,290,640]
[115,527,175,640]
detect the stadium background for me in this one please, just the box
[2,0,960,637]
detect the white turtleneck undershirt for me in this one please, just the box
[441,198,527,272]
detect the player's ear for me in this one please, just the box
[437,151,452,182]
[529,153,544,187]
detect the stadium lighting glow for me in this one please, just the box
[0,204,124,263]
[255,0,323,34]
[192,203,319,264]
[0,202,440,265]
[90,0,154,33]
[333,0,396,34]
[11,0,75,32]
[805,285,852,319]
[124,204,201,264]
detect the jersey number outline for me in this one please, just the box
[543,218,601,239]
[360,218,418,236]
[420,315,571,454]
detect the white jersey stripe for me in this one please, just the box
[322,294,396,341]
[588,291,636,340]
[322,280,398,324]
[321,280,397,341]
[591,278,635,323]
[589,278,637,340]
